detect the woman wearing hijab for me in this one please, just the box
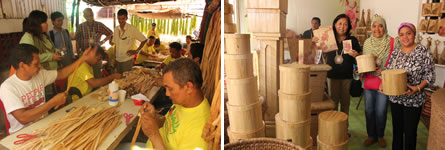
[361,15,399,147]
[382,23,435,150]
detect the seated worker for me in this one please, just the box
[130,36,157,66]
[141,58,210,149]
[158,42,185,69]
[153,39,166,54]
[0,44,96,134]
[187,43,204,64]
[68,46,122,101]
[182,35,192,56]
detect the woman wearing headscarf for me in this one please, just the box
[361,15,399,147]
[325,14,361,118]
[382,23,435,150]
[20,10,62,70]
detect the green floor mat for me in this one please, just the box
[347,96,429,150]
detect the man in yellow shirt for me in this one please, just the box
[131,36,156,65]
[147,23,160,39]
[68,46,122,101]
[141,58,210,150]
[158,42,184,69]
[188,43,204,64]
[153,39,166,53]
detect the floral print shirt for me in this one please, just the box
[387,44,435,107]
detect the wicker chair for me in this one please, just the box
[224,138,304,150]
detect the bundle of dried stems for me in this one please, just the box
[115,68,161,98]
[16,106,121,150]
[202,80,221,150]
[200,7,221,101]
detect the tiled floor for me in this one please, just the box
[348,96,428,150]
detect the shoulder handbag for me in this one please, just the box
[364,37,394,90]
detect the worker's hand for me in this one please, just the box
[348,50,359,57]
[312,37,319,43]
[153,78,163,86]
[353,68,359,76]
[111,73,122,79]
[375,67,383,76]
[52,53,63,61]
[51,93,67,108]
[379,84,384,93]
[404,84,419,96]
[141,102,159,137]
[127,50,138,56]
[155,65,161,71]
[80,46,98,61]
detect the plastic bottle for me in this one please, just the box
[108,81,119,106]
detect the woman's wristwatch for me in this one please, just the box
[417,86,421,92]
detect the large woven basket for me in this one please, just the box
[224,138,304,150]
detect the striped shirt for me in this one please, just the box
[74,21,112,51]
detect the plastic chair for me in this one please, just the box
[0,99,11,135]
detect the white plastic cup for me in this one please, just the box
[119,90,127,103]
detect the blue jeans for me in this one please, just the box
[364,89,388,139]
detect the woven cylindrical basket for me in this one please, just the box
[427,88,445,150]
[317,135,349,150]
[225,33,251,54]
[275,114,311,146]
[356,54,376,73]
[226,76,259,106]
[318,111,348,145]
[227,122,265,143]
[278,90,312,122]
[224,138,304,150]
[225,54,254,79]
[382,69,407,96]
[279,64,310,94]
[227,101,264,133]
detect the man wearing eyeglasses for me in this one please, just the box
[111,9,147,74]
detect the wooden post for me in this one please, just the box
[255,35,284,121]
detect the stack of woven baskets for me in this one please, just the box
[224,0,236,33]
[275,64,313,149]
[225,33,265,142]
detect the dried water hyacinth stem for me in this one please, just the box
[200,7,221,101]
[202,80,221,150]
[114,68,161,98]
[16,106,121,150]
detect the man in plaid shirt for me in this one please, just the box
[74,8,112,78]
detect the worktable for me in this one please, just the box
[0,86,160,150]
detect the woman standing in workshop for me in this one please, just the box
[361,15,398,147]
[325,14,361,118]
[20,10,63,100]
[382,23,435,150]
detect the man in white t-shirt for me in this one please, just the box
[110,9,147,74]
[0,44,96,134]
